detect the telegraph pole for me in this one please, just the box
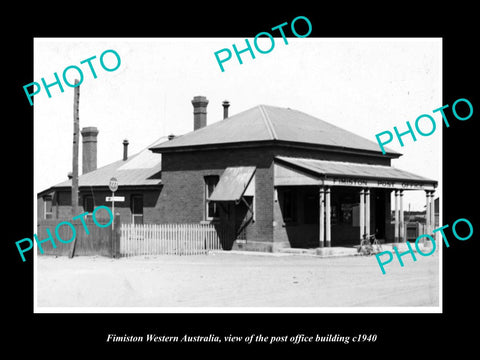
[72,79,80,215]
[70,80,80,258]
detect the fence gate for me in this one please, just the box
[120,223,223,257]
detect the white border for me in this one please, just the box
[33,37,443,314]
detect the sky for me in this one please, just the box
[34,37,442,211]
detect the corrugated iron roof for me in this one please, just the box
[47,137,167,191]
[275,156,437,184]
[151,105,400,156]
[209,166,256,202]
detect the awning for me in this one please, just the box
[274,156,437,190]
[209,166,256,202]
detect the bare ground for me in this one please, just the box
[35,251,439,309]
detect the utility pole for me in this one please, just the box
[70,80,80,258]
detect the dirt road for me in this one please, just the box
[35,251,439,309]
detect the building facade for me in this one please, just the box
[38,96,438,252]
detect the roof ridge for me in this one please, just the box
[258,105,278,140]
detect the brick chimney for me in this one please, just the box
[222,100,230,119]
[81,127,98,174]
[123,139,129,161]
[192,96,208,130]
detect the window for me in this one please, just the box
[83,195,94,218]
[44,196,53,219]
[131,195,143,224]
[204,175,219,220]
[282,189,296,222]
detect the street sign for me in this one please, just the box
[106,196,125,202]
[109,177,118,192]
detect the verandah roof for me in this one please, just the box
[274,156,437,190]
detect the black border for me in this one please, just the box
[6,5,479,355]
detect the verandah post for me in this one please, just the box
[319,187,325,248]
[325,187,331,247]
[360,188,365,241]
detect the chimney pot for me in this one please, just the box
[222,100,230,119]
[81,127,99,174]
[191,96,209,130]
[123,139,129,161]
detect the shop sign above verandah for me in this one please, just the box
[274,157,437,191]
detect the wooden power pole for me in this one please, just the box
[69,79,80,258]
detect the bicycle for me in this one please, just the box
[358,233,383,255]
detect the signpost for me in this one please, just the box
[108,177,120,229]
[107,177,123,258]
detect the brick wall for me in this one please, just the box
[155,147,275,249]
[38,188,162,225]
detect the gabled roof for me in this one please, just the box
[39,137,167,195]
[150,105,400,157]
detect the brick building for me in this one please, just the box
[37,131,165,225]
[38,96,438,252]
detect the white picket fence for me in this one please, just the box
[120,223,223,257]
